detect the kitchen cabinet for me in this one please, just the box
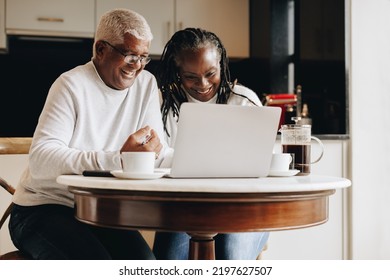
[175,0,249,58]
[6,0,95,38]
[96,0,249,58]
[263,139,349,259]
[299,0,344,61]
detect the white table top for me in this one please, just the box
[57,174,351,193]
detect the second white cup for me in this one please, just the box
[270,153,294,172]
[121,152,155,174]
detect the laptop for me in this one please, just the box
[165,103,281,178]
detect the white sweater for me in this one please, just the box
[14,61,167,207]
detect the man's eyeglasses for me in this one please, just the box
[102,40,151,65]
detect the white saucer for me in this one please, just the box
[110,170,167,180]
[268,169,300,177]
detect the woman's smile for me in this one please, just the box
[194,87,213,95]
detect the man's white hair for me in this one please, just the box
[93,8,153,55]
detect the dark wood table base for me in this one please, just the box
[69,186,335,260]
[189,233,217,260]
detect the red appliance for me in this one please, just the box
[264,94,297,128]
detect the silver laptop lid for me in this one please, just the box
[169,103,281,178]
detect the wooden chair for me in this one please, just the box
[0,138,32,259]
[0,176,30,259]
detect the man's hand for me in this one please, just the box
[120,126,163,159]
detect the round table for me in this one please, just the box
[57,174,351,260]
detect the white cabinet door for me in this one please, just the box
[264,140,348,259]
[96,0,175,56]
[176,0,249,58]
[96,0,249,57]
[6,0,95,38]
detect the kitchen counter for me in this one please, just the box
[0,138,32,154]
[0,135,349,155]
[277,134,349,141]
[310,134,349,140]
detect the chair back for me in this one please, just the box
[0,137,32,260]
[0,177,30,259]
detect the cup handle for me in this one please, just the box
[289,153,295,170]
[310,136,324,164]
[113,152,123,168]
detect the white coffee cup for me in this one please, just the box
[121,152,155,174]
[270,153,294,172]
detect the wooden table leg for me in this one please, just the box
[188,233,217,260]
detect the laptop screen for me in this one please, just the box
[168,103,281,178]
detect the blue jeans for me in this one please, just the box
[153,231,269,260]
[9,204,155,260]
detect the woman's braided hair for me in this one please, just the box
[156,28,232,136]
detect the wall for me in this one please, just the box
[349,0,390,259]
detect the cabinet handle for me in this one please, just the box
[167,21,171,41]
[37,17,64,23]
[178,22,183,30]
